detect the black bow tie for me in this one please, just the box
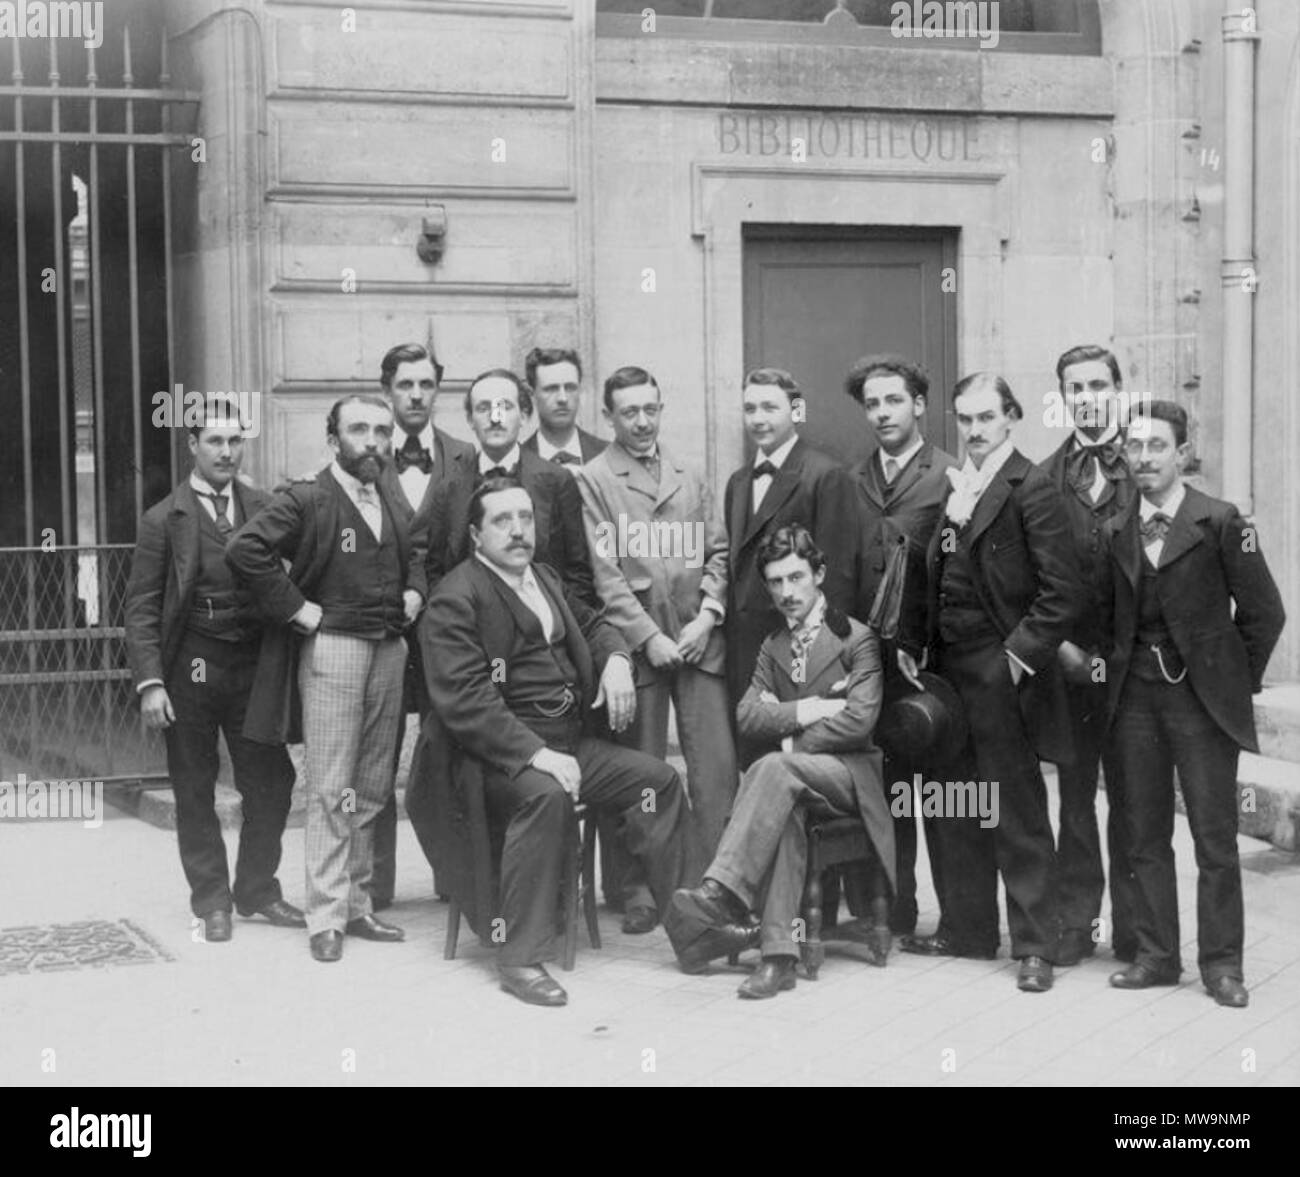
[551,451,581,466]
[1139,512,1172,545]
[1066,438,1123,495]
[394,436,432,474]
[752,460,778,480]
[478,464,516,482]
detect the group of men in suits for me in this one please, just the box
[125,338,1284,1010]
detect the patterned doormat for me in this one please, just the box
[0,919,174,976]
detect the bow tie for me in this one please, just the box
[395,437,432,474]
[1139,512,1171,545]
[752,460,778,480]
[478,464,517,482]
[550,451,581,466]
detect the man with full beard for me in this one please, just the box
[228,395,426,962]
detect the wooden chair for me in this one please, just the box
[444,776,601,972]
[801,815,891,979]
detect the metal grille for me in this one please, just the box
[0,545,163,782]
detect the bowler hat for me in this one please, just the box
[875,670,968,764]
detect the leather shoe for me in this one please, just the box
[310,930,343,963]
[1017,955,1054,992]
[1054,929,1096,967]
[672,879,747,930]
[499,964,567,1007]
[237,899,306,928]
[201,910,232,942]
[1205,976,1249,1008]
[345,914,405,942]
[738,957,797,1000]
[621,905,658,935]
[1109,962,1181,989]
[676,922,760,974]
[898,932,996,961]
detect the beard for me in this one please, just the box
[337,448,385,484]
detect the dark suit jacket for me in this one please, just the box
[1038,435,1136,652]
[405,557,629,932]
[414,445,597,607]
[901,447,1086,765]
[378,426,475,713]
[522,426,607,464]
[225,465,427,744]
[848,441,958,624]
[737,608,895,893]
[1103,484,1285,752]
[125,479,271,689]
[723,438,858,704]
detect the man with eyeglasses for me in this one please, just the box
[1102,400,1284,1008]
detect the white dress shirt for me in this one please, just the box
[476,554,554,641]
[190,472,235,529]
[331,460,382,542]
[752,433,799,513]
[945,436,1016,527]
[396,423,435,512]
[1071,422,1120,504]
[534,429,583,467]
[878,434,925,486]
[478,444,522,477]
[1139,481,1185,567]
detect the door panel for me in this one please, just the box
[743,227,958,466]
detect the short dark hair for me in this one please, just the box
[844,354,929,405]
[952,372,1023,421]
[603,365,660,412]
[380,342,444,389]
[1129,398,1188,447]
[327,394,392,440]
[464,368,534,417]
[1055,344,1122,390]
[743,367,802,404]
[468,475,530,531]
[524,347,582,389]
[756,524,826,578]
[186,392,248,439]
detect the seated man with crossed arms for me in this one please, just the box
[673,524,894,999]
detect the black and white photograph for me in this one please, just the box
[1,0,1297,1113]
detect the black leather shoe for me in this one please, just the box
[1205,976,1249,1008]
[738,957,798,1000]
[676,922,760,974]
[1109,962,1180,989]
[672,879,747,930]
[202,910,232,942]
[621,905,658,935]
[1017,955,1054,992]
[499,964,567,1007]
[1054,929,1096,967]
[898,932,996,961]
[237,899,306,928]
[345,914,405,942]
[310,930,343,962]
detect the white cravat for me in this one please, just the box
[945,438,1015,528]
[333,461,383,542]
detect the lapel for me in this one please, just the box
[1157,485,1207,570]
[375,469,411,569]
[742,438,804,547]
[655,446,686,511]
[578,428,605,464]
[800,623,841,688]
[963,449,1024,549]
[855,454,886,509]
[606,440,659,505]
[536,563,594,690]
[886,442,930,504]
[728,468,750,560]
[166,482,203,597]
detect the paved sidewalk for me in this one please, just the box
[2,780,1298,1087]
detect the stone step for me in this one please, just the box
[1255,684,1300,764]
[1233,752,1300,853]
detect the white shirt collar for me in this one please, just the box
[1072,421,1120,449]
[478,444,522,476]
[617,440,660,463]
[788,592,827,635]
[475,551,538,593]
[330,459,375,498]
[534,429,580,462]
[756,433,798,471]
[879,434,925,475]
[960,436,1015,484]
[1140,481,1184,521]
[399,422,435,451]
[189,472,232,499]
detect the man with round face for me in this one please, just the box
[844,355,958,936]
[723,366,858,767]
[522,347,608,468]
[896,373,1084,994]
[227,395,428,963]
[574,366,735,925]
[1102,401,1284,1008]
[673,525,894,998]
[1038,345,1139,969]
[125,395,300,943]
[416,477,714,1005]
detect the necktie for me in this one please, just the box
[1139,512,1171,545]
[479,465,513,483]
[883,457,900,486]
[355,484,382,541]
[551,451,581,467]
[395,435,432,474]
[1066,439,1123,499]
[200,491,232,537]
[752,460,777,480]
[638,453,661,484]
